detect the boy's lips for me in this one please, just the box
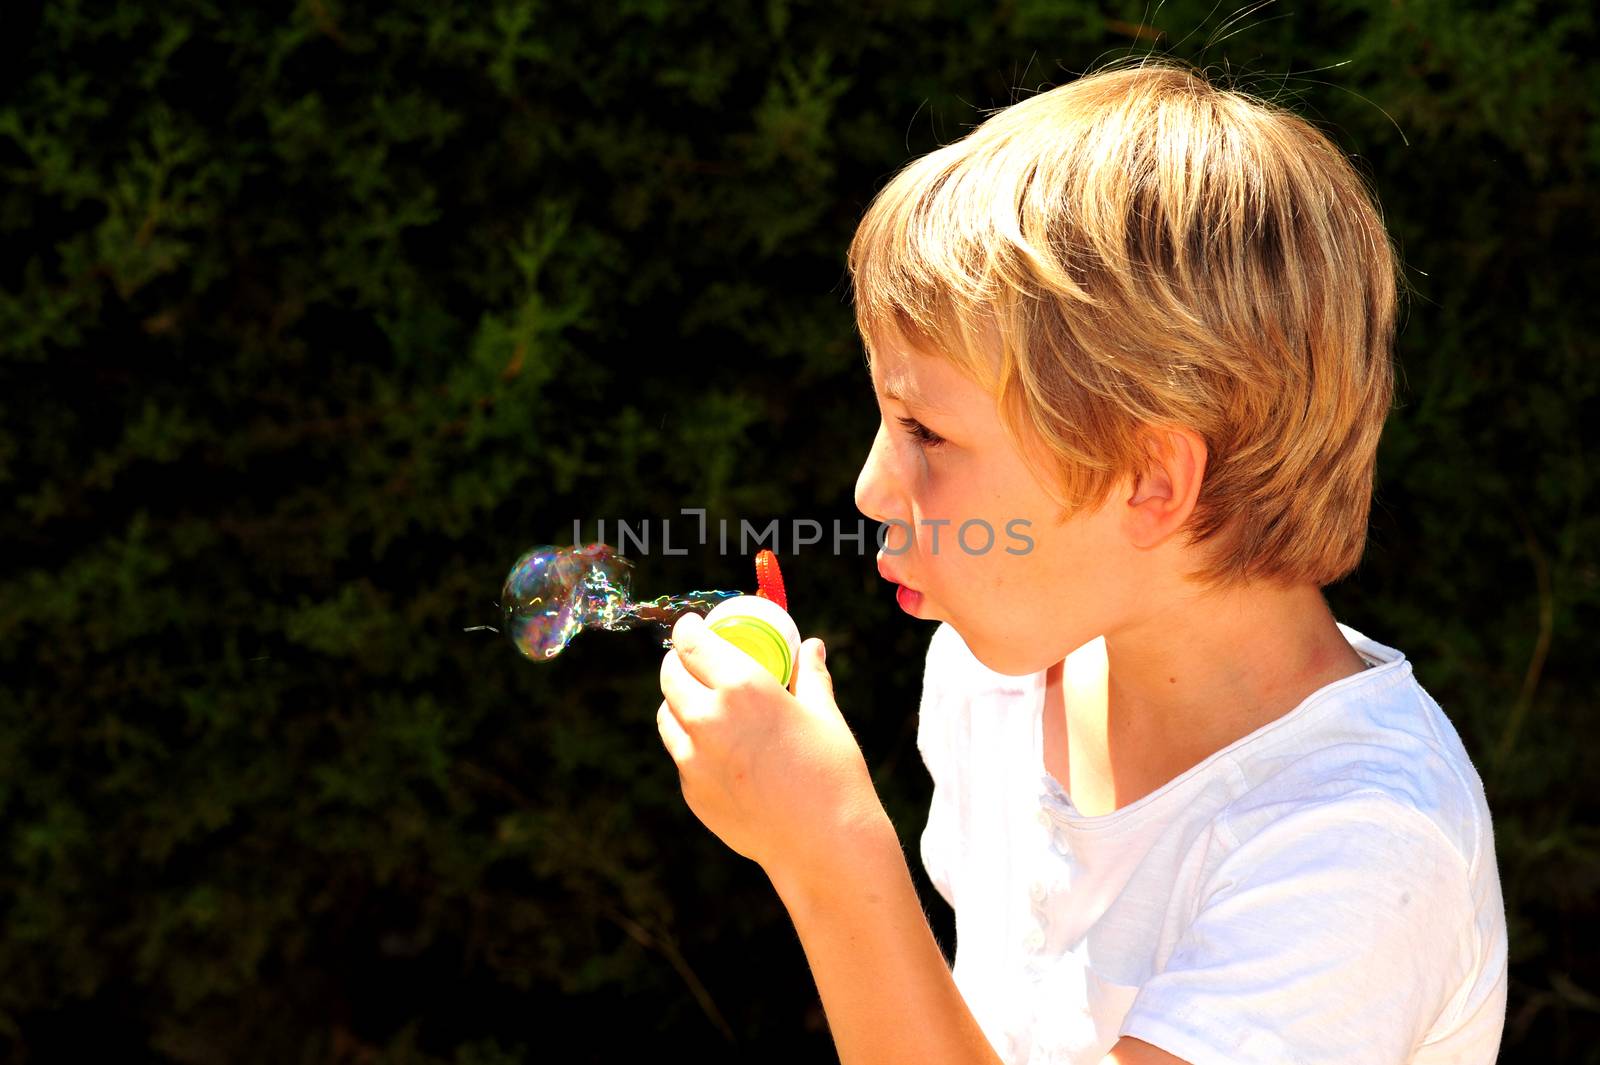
[877,556,926,615]
[875,556,916,591]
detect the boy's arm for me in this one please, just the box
[659,617,1194,1062]
[767,817,1006,1065]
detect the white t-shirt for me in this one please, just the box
[916,620,1508,1065]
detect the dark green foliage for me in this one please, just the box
[0,1,1593,1061]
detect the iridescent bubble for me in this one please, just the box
[499,543,631,660]
[491,543,743,661]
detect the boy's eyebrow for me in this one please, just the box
[871,369,948,414]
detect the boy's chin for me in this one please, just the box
[954,626,1058,679]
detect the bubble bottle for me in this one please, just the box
[700,549,802,688]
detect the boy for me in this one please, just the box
[657,58,1508,1064]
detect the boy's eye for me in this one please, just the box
[896,416,947,449]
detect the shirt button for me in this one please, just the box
[1035,809,1052,827]
[1030,880,1048,904]
[1024,928,1046,951]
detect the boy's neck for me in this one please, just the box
[1063,582,1368,813]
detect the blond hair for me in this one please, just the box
[847,58,1401,589]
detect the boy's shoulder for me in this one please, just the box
[1223,622,1494,879]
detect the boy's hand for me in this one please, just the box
[656,612,889,886]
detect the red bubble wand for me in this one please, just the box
[752,548,787,611]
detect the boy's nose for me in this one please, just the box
[854,422,901,528]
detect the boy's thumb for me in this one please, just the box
[792,638,833,704]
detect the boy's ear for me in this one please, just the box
[1123,427,1207,550]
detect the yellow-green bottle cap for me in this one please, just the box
[701,595,802,688]
[707,616,794,687]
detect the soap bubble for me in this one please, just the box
[487,543,743,662]
[500,543,633,660]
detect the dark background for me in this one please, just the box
[1,1,1594,1062]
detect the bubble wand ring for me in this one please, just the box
[753,549,787,611]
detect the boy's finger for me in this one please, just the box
[656,699,694,765]
[670,611,767,690]
[660,645,709,716]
